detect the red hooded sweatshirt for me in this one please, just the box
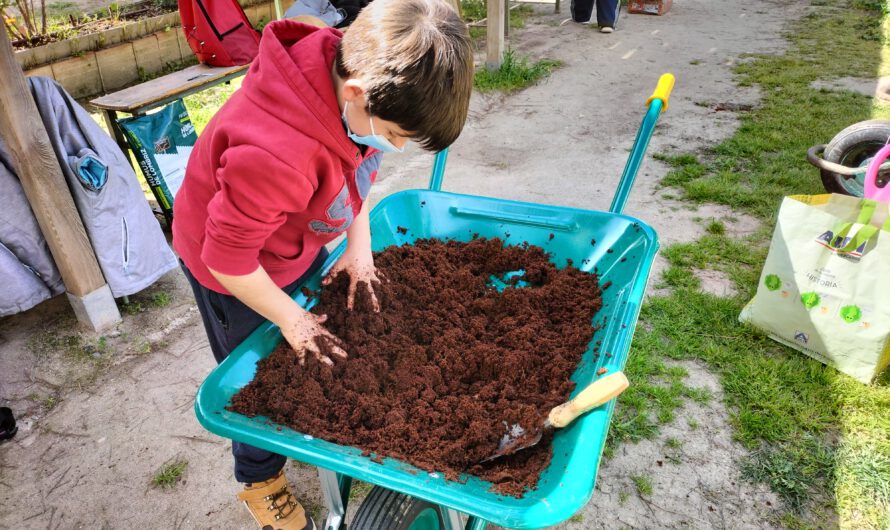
[173,20,380,294]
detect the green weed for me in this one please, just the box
[618,490,630,504]
[631,474,653,496]
[349,480,373,502]
[151,291,171,307]
[122,300,143,315]
[303,499,326,524]
[29,393,57,410]
[474,50,561,93]
[151,459,187,489]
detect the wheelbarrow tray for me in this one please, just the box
[195,189,658,529]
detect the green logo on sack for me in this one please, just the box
[765,274,781,291]
[840,305,862,323]
[801,292,820,310]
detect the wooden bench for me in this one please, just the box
[90,62,249,155]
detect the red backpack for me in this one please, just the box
[179,0,261,66]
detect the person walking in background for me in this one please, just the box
[571,0,620,33]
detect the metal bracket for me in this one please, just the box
[318,468,349,530]
[443,508,464,530]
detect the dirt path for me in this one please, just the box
[1,1,804,528]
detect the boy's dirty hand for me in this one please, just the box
[322,247,383,312]
[281,312,348,366]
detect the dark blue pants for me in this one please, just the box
[571,0,620,26]
[182,249,329,483]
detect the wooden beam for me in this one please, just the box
[0,29,120,330]
[486,0,506,70]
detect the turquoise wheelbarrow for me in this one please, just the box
[195,73,675,530]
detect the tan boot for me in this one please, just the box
[238,471,317,530]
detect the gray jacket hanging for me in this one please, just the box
[27,76,177,298]
[0,138,64,316]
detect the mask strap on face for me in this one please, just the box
[367,101,378,135]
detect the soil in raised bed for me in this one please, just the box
[229,238,604,496]
[10,0,177,50]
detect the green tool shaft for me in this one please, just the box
[609,98,664,215]
[429,147,449,191]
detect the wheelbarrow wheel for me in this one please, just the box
[352,485,447,530]
[820,119,890,196]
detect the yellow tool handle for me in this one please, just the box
[646,73,676,112]
[547,371,630,428]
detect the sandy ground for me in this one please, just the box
[1,0,808,528]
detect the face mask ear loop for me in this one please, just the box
[367,100,377,136]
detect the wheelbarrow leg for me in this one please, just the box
[465,516,489,530]
[318,468,352,530]
[443,508,464,530]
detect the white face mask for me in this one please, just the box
[342,101,405,153]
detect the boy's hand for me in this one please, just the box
[280,311,348,365]
[322,246,384,311]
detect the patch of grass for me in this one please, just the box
[705,220,726,235]
[151,459,187,489]
[474,50,561,93]
[29,393,57,410]
[348,480,373,502]
[26,328,109,363]
[621,2,890,526]
[303,499,325,524]
[687,418,699,430]
[122,300,143,315]
[658,5,890,220]
[618,490,630,505]
[462,1,533,27]
[183,77,243,134]
[461,0,486,21]
[568,513,584,523]
[631,474,653,496]
[684,386,713,404]
[665,437,682,449]
[742,436,835,511]
[135,339,153,355]
[151,291,172,307]
[606,332,696,448]
[27,330,81,360]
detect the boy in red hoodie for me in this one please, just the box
[173,1,473,528]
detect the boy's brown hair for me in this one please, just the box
[336,0,474,152]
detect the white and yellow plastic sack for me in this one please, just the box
[740,194,890,383]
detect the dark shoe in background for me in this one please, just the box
[0,407,17,443]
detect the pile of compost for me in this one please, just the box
[229,238,604,496]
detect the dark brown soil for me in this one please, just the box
[229,238,603,496]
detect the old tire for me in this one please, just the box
[351,486,446,530]
[821,119,890,196]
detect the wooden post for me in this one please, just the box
[504,0,510,37]
[486,0,506,70]
[0,30,120,331]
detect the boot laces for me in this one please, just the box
[263,485,298,521]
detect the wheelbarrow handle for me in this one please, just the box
[428,148,449,192]
[805,144,890,177]
[429,74,675,206]
[609,73,675,215]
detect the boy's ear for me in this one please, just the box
[341,78,367,104]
